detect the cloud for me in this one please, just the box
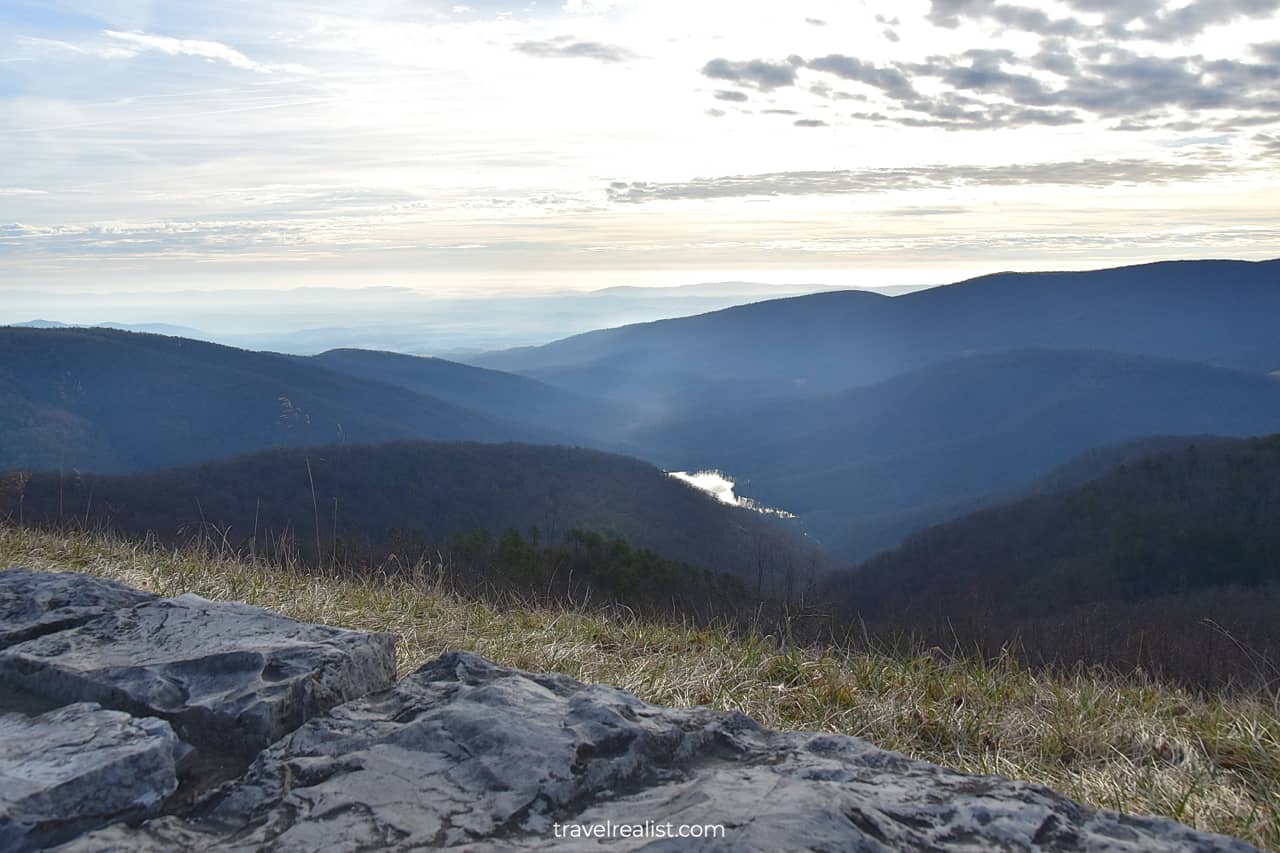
[1133,0,1280,41]
[0,188,48,198]
[606,157,1231,203]
[884,206,971,216]
[925,1,1090,37]
[701,42,1280,132]
[808,54,918,100]
[0,208,504,258]
[912,46,1280,121]
[713,90,749,102]
[701,56,803,91]
[1254,41,1280,64]
[1033,38,1078,76]
[925,0,1280,41]
[805,17,827,26]
[514,36,638,63]
[794,119,828,127]
[104,31,311,74]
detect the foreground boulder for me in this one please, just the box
[64,652,1257,852]
[0,570,155,650]
[0,590,397,758]
[0,703,179,852]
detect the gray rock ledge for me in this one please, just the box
[62,652,1259,852]
[0,569,155,651]
[0,702,179,852]
[0,590,397,758]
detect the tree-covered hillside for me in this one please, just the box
[305,348,635,444]
[821,434,1280,684]
[637,350,1280,558]
[0,328,564,474]
[1,441,831,596]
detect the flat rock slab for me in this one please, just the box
[0,568,155,651]
[62,652,1258,852]
[0,593,396,759]
[0,702,178,852]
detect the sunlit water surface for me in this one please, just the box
[667,470,795,518]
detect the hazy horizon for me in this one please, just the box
[0,277,906,354]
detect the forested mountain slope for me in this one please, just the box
[635,350,1280,556]
[305,348,634,443]
[473,260,1280,405]
[0,328,564,474]
[1,441,831,594]
[813,434,1280,683]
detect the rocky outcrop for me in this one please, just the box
[0,591,397,758]
[0,568,397,851]
[0,570,154,649]
[0,567,1262,852]
[62,652,1259,852]
[0,703,179,852]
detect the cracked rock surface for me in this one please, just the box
[62,652,1259,852]
[0,590,397,759]
[0,702,179,852]
[0,569,155,650]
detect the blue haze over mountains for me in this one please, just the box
[1,282,869,358]
[3,258,1280,574]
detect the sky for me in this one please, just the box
[2,0,1278,299]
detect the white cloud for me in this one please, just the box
[103,30,313,74]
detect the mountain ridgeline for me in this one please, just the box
[461,258,1280,559]
[4,258,1280,685]
[471,259,1280,401]
[302,348,636,444]
[0,328,569,474]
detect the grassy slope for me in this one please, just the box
[1,523,1276,850]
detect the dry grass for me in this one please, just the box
[3,523,1277,850]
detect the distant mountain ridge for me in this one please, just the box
[472,259,1280,403]
[464,259,1280,558]
[0,328,568,474]
[11,320,72,329]
[2,281,858,357]
[7,320,206,337]
[6,259,1280,578]
[304,349,636,444]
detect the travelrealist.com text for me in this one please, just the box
[552,821,727,840]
